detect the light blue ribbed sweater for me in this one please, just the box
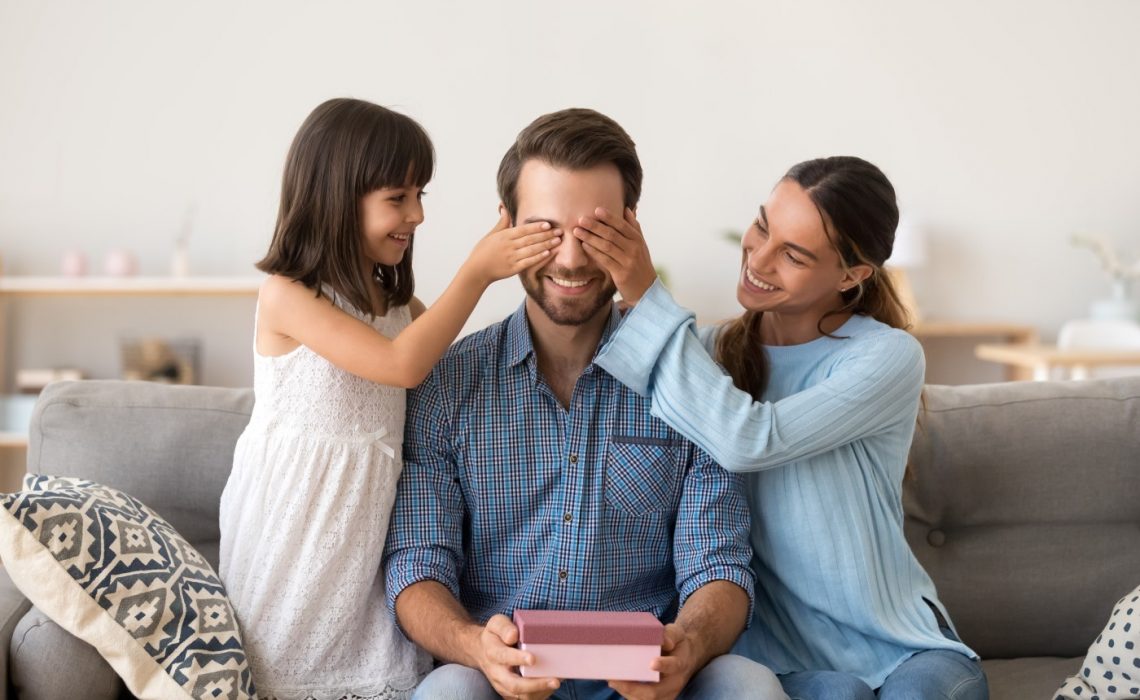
[594,280,977,687]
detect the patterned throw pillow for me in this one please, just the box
[0,474,255,700]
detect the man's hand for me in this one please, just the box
[474,614,561,700]
[608,623,700,700]
[573,207,658,306]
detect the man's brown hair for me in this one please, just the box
[496,108,643,222]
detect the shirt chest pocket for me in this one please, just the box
[604,437,682,517]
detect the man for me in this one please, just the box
[384,108,785,700]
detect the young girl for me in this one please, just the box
[572,157,988,699]
[218,98,559,700]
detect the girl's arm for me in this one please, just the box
[594,281,925,473]
[260,215,558,388]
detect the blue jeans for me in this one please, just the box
[413,654,787,699]
[779,649,987,700]
[779,620,988,700]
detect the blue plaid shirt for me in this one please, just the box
[384,302,754,625]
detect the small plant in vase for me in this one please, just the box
[1071,234,1140,321]
[172,204,196,277]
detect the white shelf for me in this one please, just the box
[0,276,263,296]
[0,276,263,396]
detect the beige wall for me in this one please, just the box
[2,0,1138,388]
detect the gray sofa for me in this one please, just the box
[1,378,1138,699]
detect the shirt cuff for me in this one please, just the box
[596,278,694,396]
[678,565,757,630]
[385,552,461,621]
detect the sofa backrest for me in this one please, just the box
[905,377,1140,659]
[26,380,253,568]
[25,377,1140,660]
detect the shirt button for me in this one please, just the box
[568,454,578,464]
[558,570,568,581]
[563,513,573,523]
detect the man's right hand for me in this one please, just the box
[473,614,561,700]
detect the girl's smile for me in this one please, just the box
[387,230,413,248]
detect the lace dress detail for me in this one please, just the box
[219,287,430,700]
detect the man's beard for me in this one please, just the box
[520,271,617,326]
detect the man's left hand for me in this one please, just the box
[607,623,700,700]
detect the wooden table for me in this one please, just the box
[911,321,1039,381]
[975,343,1140,381]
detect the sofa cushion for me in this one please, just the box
[982,657,1081,700]
[0,567,32,693]
[26,380,254,552]
[905,377,1140,659]
[0,474,254,699]
[10,607,123,699]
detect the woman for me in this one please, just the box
[572,156,988,699]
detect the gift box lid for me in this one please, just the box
[513,610,664,646]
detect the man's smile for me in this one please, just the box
[546,275,596,296]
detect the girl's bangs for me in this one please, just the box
[364,116,435,191]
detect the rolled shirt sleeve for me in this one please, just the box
[672,446,756,624]
[382,368,466,617]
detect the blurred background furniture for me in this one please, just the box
[911,321,1039,382]
[1055,318,1140,379]
[976,319,1140,380]
[0,276,260,492]
[0,275,261,390]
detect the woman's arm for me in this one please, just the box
[595,281,924,473]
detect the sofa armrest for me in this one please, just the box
[0,569,32,700]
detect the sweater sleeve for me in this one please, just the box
[595,281,925,474]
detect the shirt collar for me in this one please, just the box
[505,300,624,369]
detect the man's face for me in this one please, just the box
[513,160,622,325]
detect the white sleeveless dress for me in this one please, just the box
[219,287,430,700]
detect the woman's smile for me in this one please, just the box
[742,266,780,293]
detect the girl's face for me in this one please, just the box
[359,183,426,268]
[737,180,867,317]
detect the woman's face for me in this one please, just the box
[736,180,859,316]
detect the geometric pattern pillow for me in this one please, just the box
[0,475,255,700]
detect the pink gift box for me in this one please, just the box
[514,610,664,682]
